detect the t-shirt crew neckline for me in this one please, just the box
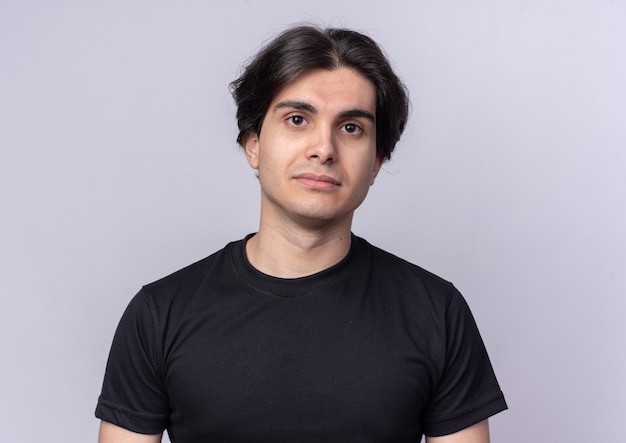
[229,233,368,298]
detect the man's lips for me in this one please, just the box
[294,172,341,189]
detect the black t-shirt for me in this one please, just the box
[96,235,506,442]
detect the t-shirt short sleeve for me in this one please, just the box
[95,289,170,434]
[421,288,507,436]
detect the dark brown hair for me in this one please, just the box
[230,25,409,161]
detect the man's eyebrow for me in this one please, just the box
[273,101,375,123]
[338,109,376,123]
[273,101,317,113]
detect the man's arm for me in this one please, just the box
[425,419,490,443]
[98,421,163,443]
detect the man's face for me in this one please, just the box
[244,67,382,229]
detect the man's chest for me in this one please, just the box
[160,290,437,442]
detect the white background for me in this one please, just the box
[1,1,624,442]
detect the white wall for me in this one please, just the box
[1,1,624,442]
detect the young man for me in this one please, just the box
[96,26,507,442]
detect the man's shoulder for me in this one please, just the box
[360,236,454,288]
[140,237,244,299]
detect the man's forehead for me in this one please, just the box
[268,67,377,115]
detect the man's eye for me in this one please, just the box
[287,115,306,126]
[342,123,362,134]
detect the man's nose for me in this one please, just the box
[306,127,337,163]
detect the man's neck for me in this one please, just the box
[245,217,353,279]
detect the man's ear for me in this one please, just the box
[242,131,260,169]
[369,153,384,186]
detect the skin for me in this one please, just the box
[98,416,490,442]
[98,67,491,443]
[98,421,161,443]
[243,67,382,278]
[426,420,491,443]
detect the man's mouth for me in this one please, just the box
[295,172,341,189]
